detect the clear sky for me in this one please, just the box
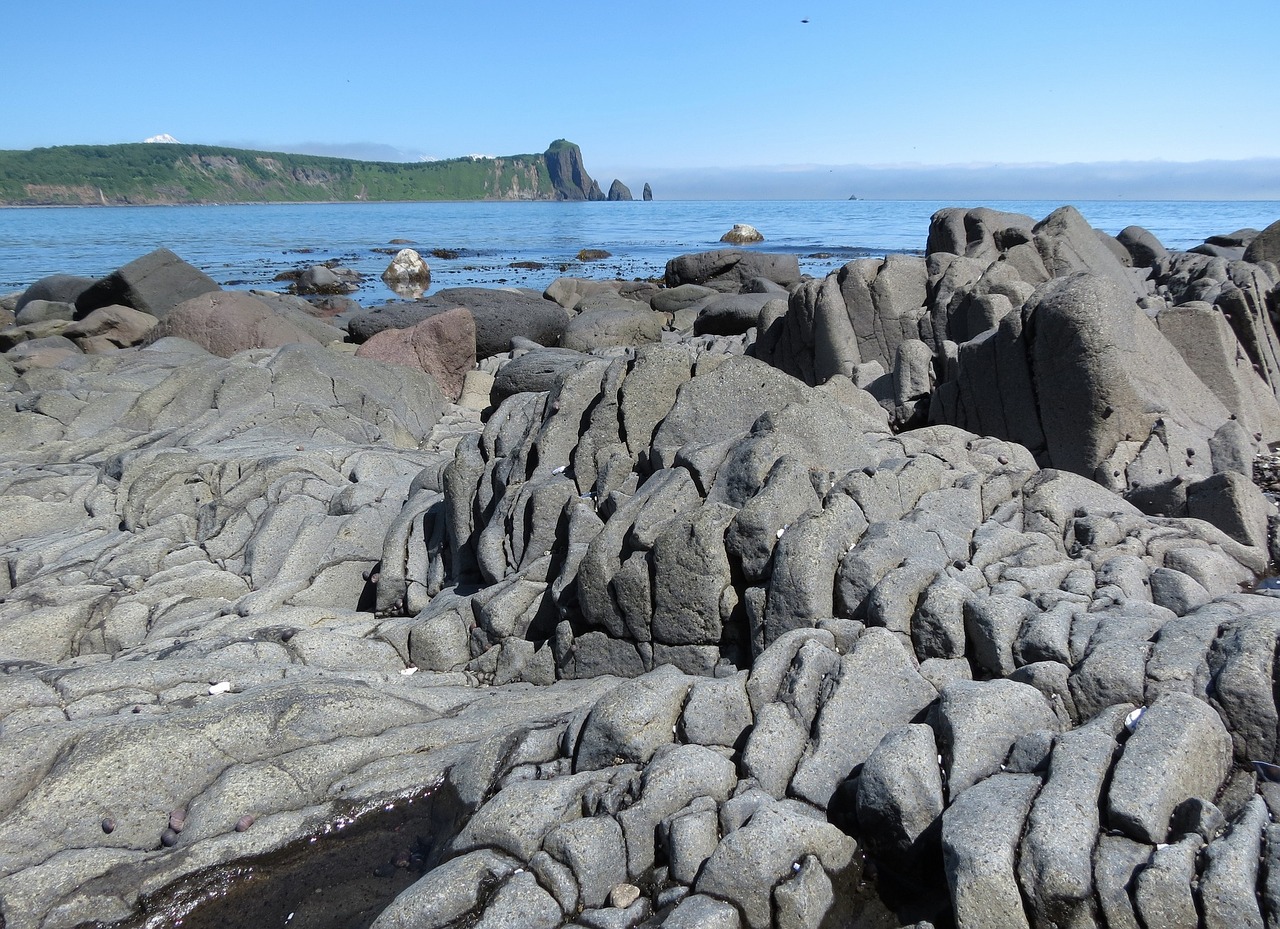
[4,0,1278,196]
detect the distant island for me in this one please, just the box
[0,139,642,206]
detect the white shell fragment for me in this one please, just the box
[1124,707,1145,732]
[400,667,419,676]
[208,681,233,695]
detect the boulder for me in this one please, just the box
[381,248,431,296]
[491,347,590,402]
[694,292,776,336]
[15,299,77,325]
[1117,225,1169,268]
[607,179,633,201]
[562,306,665,352]
[16,273,96,311]
[148,291,323,357]
[1243,218,1280,265]
[355,307,477,401]
[665,249,801,291]
[349,287,569,358]
[63,304,158,352]
[75,248,221,319]
[721,224,764,244]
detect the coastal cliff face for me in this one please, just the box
[0,140,607,205]
[543,139,607,201]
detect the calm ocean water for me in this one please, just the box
[2,199,1277,302]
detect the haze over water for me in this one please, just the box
[2,199,1277,302]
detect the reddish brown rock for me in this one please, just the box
[355,307,476,401]
[148,292,323,358]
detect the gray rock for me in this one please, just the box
[1093,834,1151,929]
[741,701,809,799]
[941,773,1040,929]
[15,299,77,326]
[695,801,856,929]
[349,287,569,358]
[650,501,737,646]
[575,665,692,772]
[1116,225,1168,268]
[663,894,741,929]
[789,628,937,808]
[1242,217,1280,265]
[1017,704,1129,928]
[450,770,603,861]
[855,723,944,873]
[369,849,520,929]
[1207,613,1280,764]
[1199,795,1268,929]
[694,292,777,336]
[544,815,628,909]
[16,274,96,311]
[75,248,221,319]
[1133,834,1202,929]
[650,356,809,471]
[1107,691,1233,844]
[562,306,665,352]
[471,870,563,929]
[937,679,1060,798]
[664,801,720,885]
[616,743,738,879]
[679,671,752,748]
[664,250,801,292]
[773,854,835,929]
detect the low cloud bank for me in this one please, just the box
[631,158,1280,201]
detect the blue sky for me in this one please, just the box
[4,1,1278,197]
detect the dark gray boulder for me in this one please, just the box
[664,250,801,292]
[574,665,692,772]
[16,274,96,311]
[1134,834,1202,929]
[491,347,590,402]
[694,292,777,336]
[1242,218,1280,265]
[936,679,1060,798]
[75,248,221,319]
[694,801,856,929]
[855,723,945,874]
[349,287,569,358]
[1117,225,1169,268]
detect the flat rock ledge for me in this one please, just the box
[3,211,1280,929]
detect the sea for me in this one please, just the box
[2,199,1278,303]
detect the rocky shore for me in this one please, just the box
[2,207,1280,929]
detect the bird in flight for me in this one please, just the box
[801,17,810,22]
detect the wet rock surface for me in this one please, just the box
[3,209,1280,929]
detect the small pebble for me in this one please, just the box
[161,828,180,847]
[235,814,255,832]
[609,883,641,909]
[101,817,116,834]
[169,809,187,833]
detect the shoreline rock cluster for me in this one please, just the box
[2,207,1280,929]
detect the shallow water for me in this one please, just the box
[3,199,1277,302]
[82,786,461,929]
